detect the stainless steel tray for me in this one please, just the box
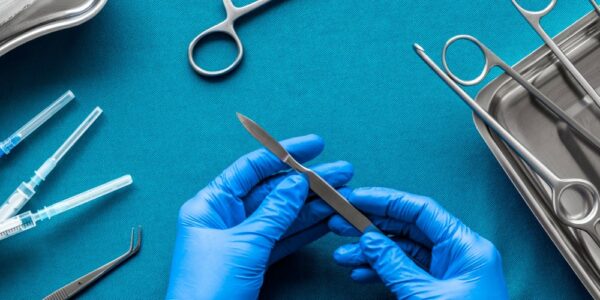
[0,0,106,57]
[474,10,600,298]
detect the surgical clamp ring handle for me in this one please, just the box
[417,38,600,245]
[442,35,600,152]
[512,0,600,107]
[188,0,271,77]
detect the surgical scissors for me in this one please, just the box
[512,0,600,107]
[441,35,600,152]
[188,0,272,77]
[415,39,600,246]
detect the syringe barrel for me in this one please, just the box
[0,184,34,221]
[34,158,57,181]
[18,91,75,140]
[0,212,36,241]
[0,91,74,156]
[0,107,101,220]
[51,107,102,162]
[39,175,133,220]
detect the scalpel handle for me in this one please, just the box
[303,169,380,233]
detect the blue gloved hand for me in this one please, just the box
[329,188,508,299]
[166,135,352,300]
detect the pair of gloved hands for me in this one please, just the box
[166,135,508,299]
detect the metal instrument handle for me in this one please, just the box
[592,0,600,14]
[188,21,243,77]
[512,0,556,21]
[44,252,131,300]
[188,0,271,77]
[285,157,378,233]
[441,35,502,86]
[43,227,142,300]
[442,35,600,152]
[417,43,561,187]
[553,179,600,245]
[512,0,600,107]
[417,43,600,246]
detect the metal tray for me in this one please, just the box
[0,0,106,57]
[474,10,600,298]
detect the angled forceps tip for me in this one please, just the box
[43,226,143,300]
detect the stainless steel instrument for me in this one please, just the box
[512,0,600,107]
[442,35,600,152]
[44,227,142,300]
[188,0,273,77]
[417,9,600,299]
[237,113,379,233]
[417,40,600,249]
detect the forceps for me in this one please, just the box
[512,0,600,107]
[440,35,600,152]
[188,0,272,77]
[415,40,600,246]
[44,227,142,300]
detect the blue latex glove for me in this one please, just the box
[329,188,508,299]
[166,134,351,300]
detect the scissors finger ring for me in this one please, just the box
[188,0,272,77]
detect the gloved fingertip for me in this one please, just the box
[283,134,324,153]
[338,187,353,198]
[280,174,309,192]
[350,268,377,282]
[335,160,354,176]
[332,249,344,263]
[303,133,324,145]
[360,231,387,247]
[288,173,307,183]
[328,215,361,236]
[350,269,363,281]
[240,173,310,240]
[333,243,358,260]
[277,175,309,211]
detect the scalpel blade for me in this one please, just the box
[237,113,379,233]
[237,113,289,161]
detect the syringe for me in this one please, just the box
[0,175,133,241]
[0,91,74,158]
[0,107,103,221]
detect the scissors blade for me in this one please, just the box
[237,113,379,233]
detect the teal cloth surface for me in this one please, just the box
[0,0,594,299]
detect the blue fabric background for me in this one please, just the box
[0,0,594,299]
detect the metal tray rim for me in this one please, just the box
[472,9,600,299]
[0,0,107,57]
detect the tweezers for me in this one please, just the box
[44,226,142,300]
